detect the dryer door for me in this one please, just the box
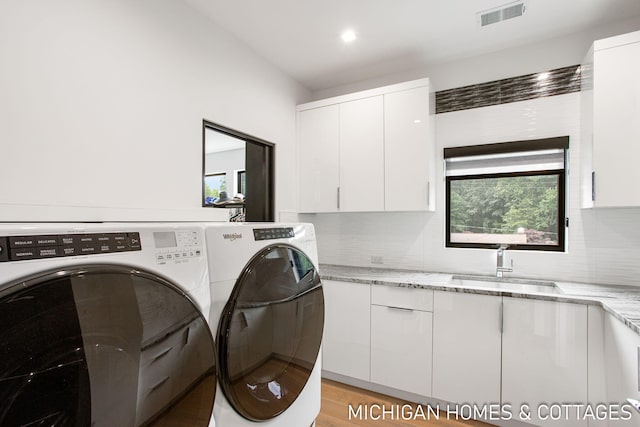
[217,244,324,421]
[0,264,216,427]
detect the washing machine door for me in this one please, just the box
[217,244,324,421]
[0,264,216,427]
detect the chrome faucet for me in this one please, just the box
[496,244,513,278]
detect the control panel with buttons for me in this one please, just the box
[153,230,202,265]
[0,233,141,263]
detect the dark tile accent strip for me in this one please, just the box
[435,65,581,114]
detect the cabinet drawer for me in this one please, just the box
[371,285,433,311]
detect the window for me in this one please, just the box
[203,172,226,205]
[445,136,568,251]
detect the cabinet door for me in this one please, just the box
[384,86,432,211]
[603,312,640,427]
[432,291,502,405]
[298,105,340,213]
[370,305,432,397]
[321,280,370,381]
[593,39,640,207]
[502,298,588,427]
[339,96,384,212]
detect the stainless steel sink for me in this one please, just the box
[450,275,562,294]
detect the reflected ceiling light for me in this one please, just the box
[341,29,356,43]
[537,72,550,81]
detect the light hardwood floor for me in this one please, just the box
[317,379,492,427]
[152,374,215,427]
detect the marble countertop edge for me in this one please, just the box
[319,264,640,336]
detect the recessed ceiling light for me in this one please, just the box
[341,29,356,43]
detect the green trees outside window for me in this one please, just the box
[449,174,560,246]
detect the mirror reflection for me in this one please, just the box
[202,121,275,221]
[218,245,324,421]
[0,266,215,427]
[203,127,246,206]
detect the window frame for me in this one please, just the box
[444,136,568,252]
[236,170,246,195]
[202,120,275,221]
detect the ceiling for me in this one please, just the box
[205,128,245,154]
[183,0,640,92]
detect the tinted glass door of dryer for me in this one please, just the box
[0,264,216,427]
[217,244,324,421]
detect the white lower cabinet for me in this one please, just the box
[370,304,433,396]
[603,312,640,427]
[322,279,640,427]
[321,280,371,381]
[370,286,433,396]
[502,298,588,427]
[432,291,502,406]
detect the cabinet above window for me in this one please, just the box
[297,78,435,213]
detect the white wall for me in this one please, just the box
[301,91,640,287]
[0,0,310,221]
[295,19,640,287]
[312,15,640,97]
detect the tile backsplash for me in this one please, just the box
[435,65,581,114]
[299,91,640,287]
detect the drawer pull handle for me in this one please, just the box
[387,306,414,312]
[149,376,170,392]
[183,327,190,347]
[152,347,174,363]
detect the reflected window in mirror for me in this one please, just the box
[203,173,227,206]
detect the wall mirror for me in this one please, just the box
[202,121,274,222]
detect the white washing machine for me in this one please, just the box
[0,222,217,427]
[205,223,324,427]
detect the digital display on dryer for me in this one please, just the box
[153,231,177,248]
[253,227,295,241]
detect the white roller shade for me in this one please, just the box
[445,148,565,177]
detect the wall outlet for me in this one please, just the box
[371,256,384,265]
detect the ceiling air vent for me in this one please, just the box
[479,2,525,27]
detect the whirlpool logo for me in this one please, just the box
[223,233,242,242]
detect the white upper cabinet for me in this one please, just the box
[339,96,385,212]
[581,30,640,208]
[384,87,433,211]
[297,78,434,213]
[298,105,340,213]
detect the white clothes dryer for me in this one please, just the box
[0,222,217,427]
[205,223,324,427]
